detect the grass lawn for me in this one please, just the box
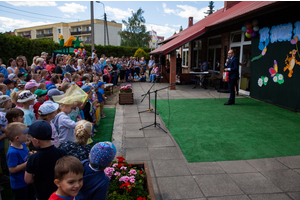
[154,98,300,162]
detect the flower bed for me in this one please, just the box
[105,157,155,200]
[119,85,134,104]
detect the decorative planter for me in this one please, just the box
[129,162,156,200]
[119,92,134,104]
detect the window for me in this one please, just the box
[48,29,52,34]
[86,36,91,41]
[78,37,82,41]
[58,29,61,34]
[231,32,242,43]
[208,37,221,46]
[75,27,81,32]
[86,26,91,31]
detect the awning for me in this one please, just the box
[150,1,277,55]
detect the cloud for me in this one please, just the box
[57,3,87,14]
[146,24,176,36]
[162,3,176,14]
[64,14,70,18]
[5,1,57,6]
[105,6,133,20]
[176,5,208,20]
[162,3,209,21]
[172,25,181,28]
[0,17,51,32]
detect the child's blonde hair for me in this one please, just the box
[40,69,48,78]
[64,73,71,81]
[71,74,80,82]
[74,120,92,145]
[11,90,22,105]
[38,83,46,90]
[5,122,27,141]
[58,82,70,93]
[0,92,11,109]
[0,73,4,78]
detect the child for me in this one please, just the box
[82,85,98,123]
[76,142,116,200]
[17,90,36,126]
[18,72,27,84]
[5,122,35,200]
[96,82,106,118]
[134,72,139,82]
[71,74,80,83]
[0,73,4,83]
[6,108,24,123]
[139,71,146,82]
[11,90,23,109]
[63,72,71,83]
[38,83,46,90]
[25,81,40,94]
[53,102,78,144]
[127,73,133,82]
[39,69,48,83]
[0,92,11,184]
[38,101,59,147]
[3,78,16,96]
[103,65,111,83]
[33,89,47,119]
[31,74,42,83]
[49,156,84,200]
[0,83,7,95]
[24,120,67,200]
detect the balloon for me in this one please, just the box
[241,26,247,32]
[295,36,299,43]
[245,32,251,38]
[74,49,78,52]
[253,26,259,32]
[246,28,253,34]
[251,31,257,37]
[290,39,297,45]
[252,20,258,26]
[246,23,252,28]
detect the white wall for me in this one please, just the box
[94,23,121,46]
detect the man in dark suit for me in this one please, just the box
[224,49,239,105]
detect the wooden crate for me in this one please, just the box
[119,93,134,104]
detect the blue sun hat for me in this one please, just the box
[89,142,116,169]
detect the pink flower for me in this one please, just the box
[104,167,115,179]
[129,178,135,183]
[112,163,118,168]
[129,170,137,175]
[119,176,131,183]
[114,172,121,176]
[120,166,127,170]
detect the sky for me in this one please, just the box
[0,1,224,39]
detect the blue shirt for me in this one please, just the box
[0,66,8,78]
[22,108,36,126]
[76,160,110,200]
[19,68,27,73]
[7,143,29,189]
[202,62,208,71]
[97,88,105,102]
[6,89,12,97]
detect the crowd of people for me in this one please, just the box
[0,50,161,200]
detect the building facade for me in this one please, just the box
[151,1,300,111]
[14,19,122,46]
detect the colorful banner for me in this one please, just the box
[151,30,158,48]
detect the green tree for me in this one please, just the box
[119,8,150,47]
[204,1,215,17]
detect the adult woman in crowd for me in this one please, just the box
[21,56,30,72]
[72,58,79,72]
[31,56,39,72]
[93,57,102,77]
[7,58,17,74]
[15,56,26,74]
[111,57,118,86]
[65,58,76,74]
[125,57,131,81]
[78,59,84,71]
[35,58,44,73]
[46,56,55,73]
[140,57,147,72]
[58,120,92,161]
[120,57,127,83]
[134,56,141,76]
[54,56,64,80]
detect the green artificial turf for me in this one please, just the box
[93,107,116,142]
[153,98,300,162]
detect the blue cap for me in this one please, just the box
[81,85,92,94]
[46,83,57,91]
[89,142,116,169]
[38,101,59,115]
[3,79,16,85]
[23,120,53,140]
[97,82,106,87]
[62,71,69,78]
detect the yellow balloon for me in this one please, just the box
[80,43,84,47]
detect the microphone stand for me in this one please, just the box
[138,81,157,114]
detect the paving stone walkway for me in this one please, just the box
[112,82,300,200]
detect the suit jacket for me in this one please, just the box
[227,56,239,80]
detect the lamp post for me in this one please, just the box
[90,1,95,51]
[96,1,109,46]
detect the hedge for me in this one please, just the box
[0,33,152,66]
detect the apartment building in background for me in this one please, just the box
[14,19,122,46]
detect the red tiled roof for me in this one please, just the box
[150,1,277,55]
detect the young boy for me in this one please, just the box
[0,83,7,95]
[3,78,16,96]
[6,108,24,123]
[31,74,42,84]
[53,102,77,144]
[49,156,84,200]
[76,142,116,200]
[96,82,106,118]
[18,72,28,84]
[33,89,47,119]
[24,120,67,200]
[6,122,35,200]
[17,90,36,126]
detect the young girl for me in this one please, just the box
[10,90,22,109]
[17,90,36,126]
[0,92,12,181]
[38,101,59,147]
[149,63,158,83]
[127,73,133,82]
[63,72,71,83]
[103,65,112,83]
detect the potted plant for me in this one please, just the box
[119,84,134,104]
[104,156,155,200]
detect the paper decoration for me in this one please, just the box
[270,23,293,43]
[269,60,278,77]
[283,49,300,77]
[73,36,84,49]
[64,36,76,47]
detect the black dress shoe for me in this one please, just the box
[224,102,234,105]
